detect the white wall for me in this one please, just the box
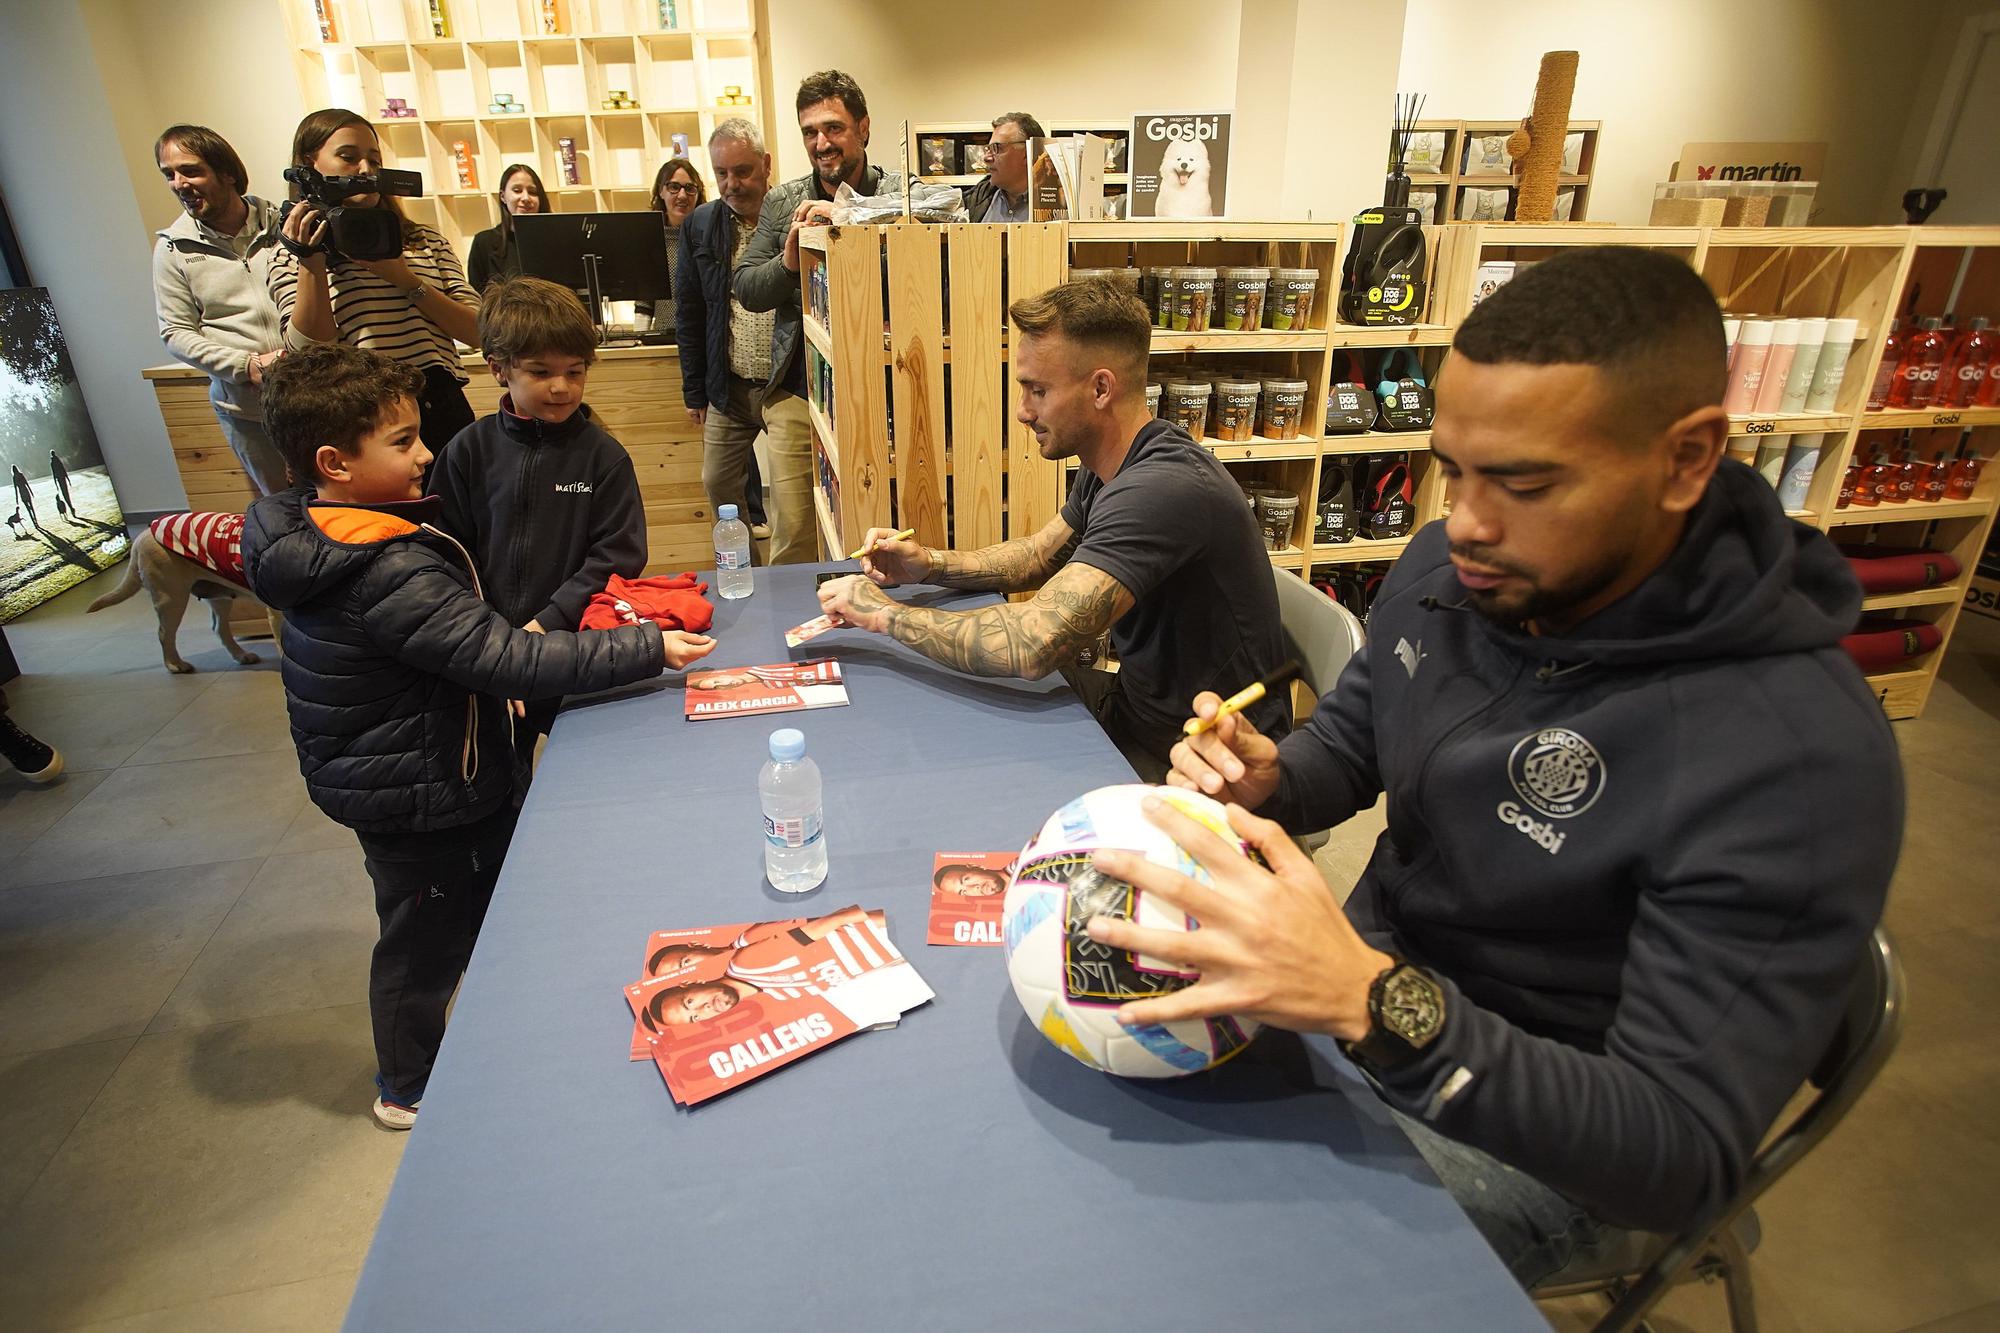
[0,4,183,513]
[1880,0,2000,223]
[760,0,1246,186]
[1399,0,1947,225]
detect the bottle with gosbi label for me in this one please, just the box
[1837,458,1859,509]
[1942,317,1995,407]
[1866,319,1903,411]
[1754,319,1800,414]
[1887,317,1950,409]
[1723,320,1774,415]
[1918,450,1949,503]
[1892,433,1920,503]
[1944,437,1986,501]
[1858,452,1896,506]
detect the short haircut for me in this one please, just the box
[262,343,424,485]
[479,277,598,366]
[155,124,249,195]
[710,116,766,155]
[648,157,707,214]
[992,112,1045,141]
[796,69,867,124]
[1452,247,1727,439]
[1009,278,1151,395]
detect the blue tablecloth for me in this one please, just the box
[345,564,1542,1331]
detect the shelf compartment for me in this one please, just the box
[1827,497,1995,527]
[1861,584,1965,612]
[1320,431,1432,455]
[1312,536,1416,563]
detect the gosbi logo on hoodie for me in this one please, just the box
[1498,728,1606,856]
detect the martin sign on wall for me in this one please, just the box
[1673,141,1828,183]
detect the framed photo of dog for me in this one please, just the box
[1127,111,1231,219]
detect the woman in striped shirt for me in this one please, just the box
[268,109,482,459]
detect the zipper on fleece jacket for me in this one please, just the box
[419,522,518,784]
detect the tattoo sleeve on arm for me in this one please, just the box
[883,562,1132,679]
[929,516,1080,593]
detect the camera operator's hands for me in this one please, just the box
[280,203,327,269]
[356,255,421,291]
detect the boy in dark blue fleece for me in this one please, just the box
[435,277,649,768]
[1096,248,1899,1286]
[243,344,713,1129]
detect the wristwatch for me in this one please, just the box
[406,281,432,303]
[1345,958,1446,1071]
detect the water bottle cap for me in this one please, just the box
[769,728,805,762]
[719,504,739,521]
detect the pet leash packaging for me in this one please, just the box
[1324,352,1379,433]
[1316,459,1357,545]
[1373,350,1434,431]
[1358,453,1416,540]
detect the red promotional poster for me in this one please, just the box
[684,658,850,719]
[628,907,934,1104]
[926,851,1017,947]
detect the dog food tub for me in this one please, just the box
[1264,268,1321,331]
[1217,267,1272,331]
[1152,268,1182,329]
[1162,379,1212,439]
[1172,266,1218,333]
[1213,378,1262,442]
[1145,382,1162,418]
[1258,377,1310,440]
[1254,489,1301,551]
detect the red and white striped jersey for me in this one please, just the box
[727,917,905,999]
[148,512,248,588]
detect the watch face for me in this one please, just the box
[1381,968,1445,1048]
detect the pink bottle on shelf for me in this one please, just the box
[1944,436,1986,500]
[1723,319,1774,415]
[1941,317,1994,407]
[1753,318,1800,414]
[1723,317,1742,376]
[1886,316,1949,409]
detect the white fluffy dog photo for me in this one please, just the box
[1154,136,1215,217]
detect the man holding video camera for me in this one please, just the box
[269,109,482,456]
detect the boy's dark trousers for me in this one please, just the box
[355,806,520,1105]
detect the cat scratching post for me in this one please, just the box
[1506,50,1578,223]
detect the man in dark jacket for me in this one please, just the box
[243,343,714,1131]
[964,112,1042,224]
[678,118,779,548]
[1094,248,1901,1285]
[733,69,902,564]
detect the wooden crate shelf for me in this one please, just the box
[1828,497,1995,527]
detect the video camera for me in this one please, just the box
[279,164,424,261]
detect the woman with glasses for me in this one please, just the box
[643,157,706,337]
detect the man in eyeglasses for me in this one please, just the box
[966,112,1043,224]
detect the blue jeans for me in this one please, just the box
[213,409,291,497]
[1392,1109,1632,1287]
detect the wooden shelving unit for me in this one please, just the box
[281,0,775,253]
[1402,120,1599,225]
[803,217,1999,721]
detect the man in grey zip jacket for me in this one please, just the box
[1092,249,1900,1286]
[151,124,289,495]
[732,69,900,564]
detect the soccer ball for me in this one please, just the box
[1002,784,1262,1078]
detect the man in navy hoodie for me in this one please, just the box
[1090,248,1900,1285]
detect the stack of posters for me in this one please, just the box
[683,658,849,719]
[625,907,932,1105]
[925,851,1016,947]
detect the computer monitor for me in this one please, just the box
[514,211,673,327]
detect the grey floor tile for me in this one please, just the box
[271,799,354,857]
[0,860,255,1057]
[0,768,112,884]
[0,1004,402,1330]
[7,750,309,886]
[63,1269,358,1332]
[0,1036,135,1213]
[148,846,376,1035]
[125,667,292,769]
[0,676,210,774]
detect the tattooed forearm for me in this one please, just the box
[928,517,1082,593]
[884,564,1131,679]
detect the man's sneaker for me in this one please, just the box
[0,714,62,784]
[750,521,773,541]
[372,1095,420,1130]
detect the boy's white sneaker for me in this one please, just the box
[372,1096,420,1130]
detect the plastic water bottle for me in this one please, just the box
[760,728,827,893]
[713,503,753,599]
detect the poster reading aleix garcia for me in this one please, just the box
[1127,112,1232,219]
[1,288,128,621]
